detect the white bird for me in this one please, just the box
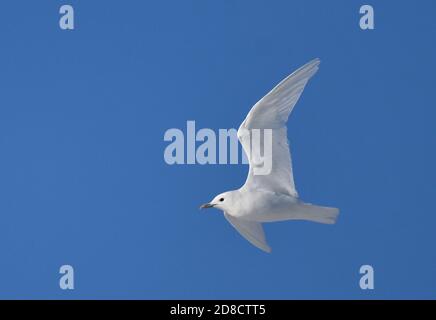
[200,58,339,253]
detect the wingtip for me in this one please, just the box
[311,57,321,64]
[288,58,321,79]
[308,58,321,69]
[262,245,272,254]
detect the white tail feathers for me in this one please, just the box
[249,201,340,224]
[296,203,340,224]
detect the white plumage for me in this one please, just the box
[201,59,339,253]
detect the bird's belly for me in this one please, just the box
[235,191,300,221]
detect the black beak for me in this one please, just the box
[199,203,215,209]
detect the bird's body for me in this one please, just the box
[225,188,336,224]
[200,58,339,253]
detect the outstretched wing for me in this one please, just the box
[224,213,271,253]
[238,59,320,197]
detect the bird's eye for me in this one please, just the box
[219,198,224,202]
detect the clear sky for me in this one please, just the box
[0,0,435,299]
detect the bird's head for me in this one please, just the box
[200,191,237,212]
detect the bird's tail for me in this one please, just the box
[293,202,339,224]
[250,201,340,224]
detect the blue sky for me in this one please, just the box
[0,0,435,299]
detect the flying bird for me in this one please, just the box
[200,58,339,253]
